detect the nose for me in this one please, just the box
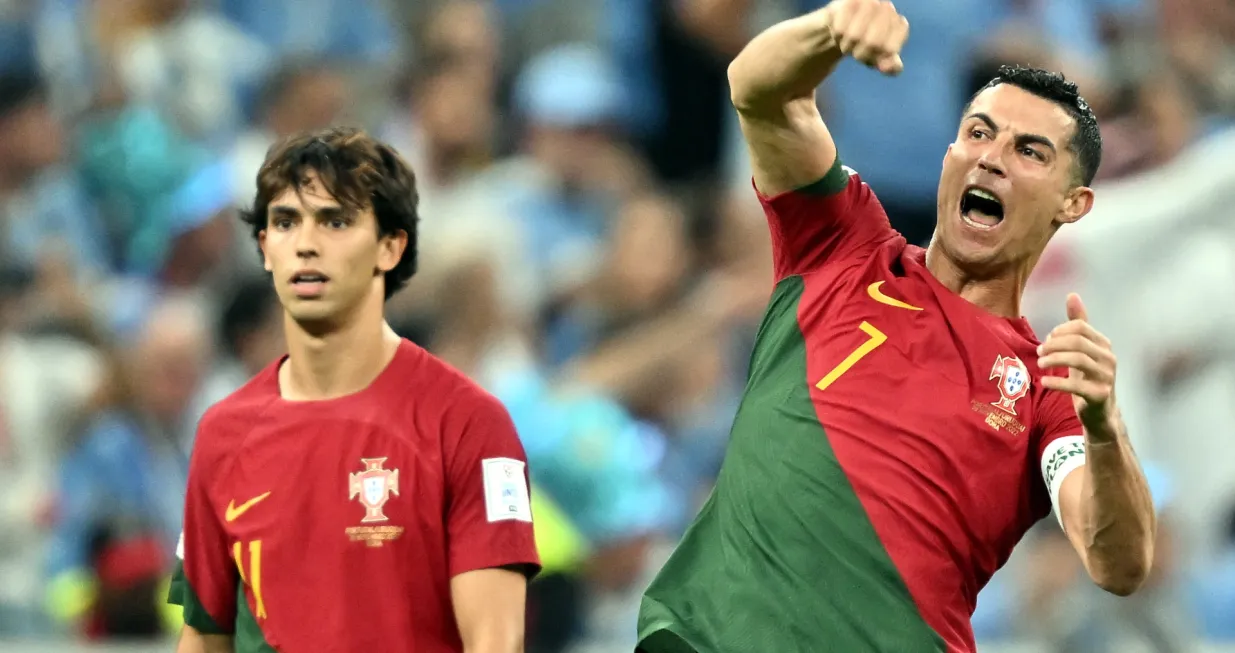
[294,223,320,259]
[977,148,1006,178]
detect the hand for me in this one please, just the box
[1038,293,1118,431]
[821,0,910,76]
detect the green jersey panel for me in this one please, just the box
[169,560,276,652]
[637,276,944,652]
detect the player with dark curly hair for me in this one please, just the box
[169,127,539,653]
[636,2,1156,652]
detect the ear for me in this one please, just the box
[259,229,272,272]
[377,229,409,273]
[1056,186,1094,226]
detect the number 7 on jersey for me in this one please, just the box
[817,321,887,391]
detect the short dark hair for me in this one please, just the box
[967,64,1102,187]
[240,127,419,299]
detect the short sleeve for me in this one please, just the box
[443,393,541,579]
[169,413,238,634]
[755,156,896,281]
[1035,388,1087,531]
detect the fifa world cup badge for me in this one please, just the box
[346,457,405,547]
[989,355,1031,415]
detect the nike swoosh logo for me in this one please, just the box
[225,492,272,522]
[867,281,923,311]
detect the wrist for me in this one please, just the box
[1082,407,1124,444]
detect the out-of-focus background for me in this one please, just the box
[0,0,1232,651]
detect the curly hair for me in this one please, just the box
[968,64,1103,187]
[240,126,420,299]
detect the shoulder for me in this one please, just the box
[756,158,865,208]
[192,364,279,461]
[383,342,515,436]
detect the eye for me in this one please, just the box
[969,127,989,140]
[327,218,348,230]
[272,217,294,231]
[1019,146,1045,161]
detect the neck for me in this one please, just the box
[924,242,1034,319]
[279,294,400,401]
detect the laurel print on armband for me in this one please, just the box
[1040,435,1087,531]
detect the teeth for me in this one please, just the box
[968,188,999,203]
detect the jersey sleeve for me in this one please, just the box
[443,391,542,579]
[168,411,238,634]
[755,155,897,281]
[1035,386,1087,531]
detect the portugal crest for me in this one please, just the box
[349,457,400,523]
[989,355,1031,415]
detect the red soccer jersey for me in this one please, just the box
[169,339,540,652]
[638,160,1086,653]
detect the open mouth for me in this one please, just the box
[960,187,1004,230]
[290,271,330,296]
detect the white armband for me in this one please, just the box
[1040,435,1087,531]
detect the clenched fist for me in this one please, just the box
[821,0,910,76]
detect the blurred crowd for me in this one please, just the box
[0,0,1233,651]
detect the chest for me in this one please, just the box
[216,415,446,564]
[798,268,1045,483]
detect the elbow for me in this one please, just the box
[1093,570,1148,597]
[1088,546,1154,597]
[727,59,756,111]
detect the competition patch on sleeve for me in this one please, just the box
[1040,435,1087,530]
[482,458,533,523]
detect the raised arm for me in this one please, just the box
[732,0,910,281]
[729,0,908,196]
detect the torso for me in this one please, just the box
[640,175,1079,653]
[202,341,468,653]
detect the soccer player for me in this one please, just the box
[636,2,1157,652]
[168,127,540,653]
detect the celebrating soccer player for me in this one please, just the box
[636,2,1156,652]
[169,128,539,653]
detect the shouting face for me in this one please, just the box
[935,83,1094,277]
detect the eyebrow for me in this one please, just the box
[965,112,1058,154]
[269,204,346,220]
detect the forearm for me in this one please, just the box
[176,625,234,653]
[1077,414,1156,595]
[728,9,842,111]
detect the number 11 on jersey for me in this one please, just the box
[817,321,887,391]
[233,540,268,619]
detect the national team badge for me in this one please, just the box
[349,457,400,523]
[989,355,1031,415]
[346,457,405,547]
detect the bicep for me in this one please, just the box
[444,397,540,577]
[176,624,234,653]
[739,96,837,197]
[451,567,528,653]
[177,435,239,634]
